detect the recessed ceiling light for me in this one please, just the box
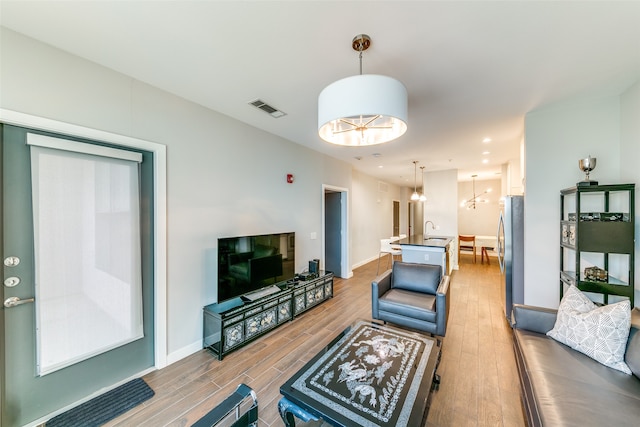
[482,137,492,143]
[482,159,489,164]
[378,165,383,168]
[482,151,490,155]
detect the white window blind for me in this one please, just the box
[28,133,143,375]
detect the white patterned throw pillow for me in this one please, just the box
[547,285,632,374]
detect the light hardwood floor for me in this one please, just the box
[105,255,525,427]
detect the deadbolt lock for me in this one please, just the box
[4,277,21,288]
[4,256,20,267]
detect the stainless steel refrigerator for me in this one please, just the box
[497,195,524,323]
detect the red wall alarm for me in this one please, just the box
[287,174,294,183]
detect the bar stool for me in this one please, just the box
[377,238,402,275]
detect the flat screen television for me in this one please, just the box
[217,232,295,302]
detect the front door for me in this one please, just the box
[1,125,155,426]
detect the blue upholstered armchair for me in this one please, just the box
[372,261,450,337]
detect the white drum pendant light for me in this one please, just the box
[318,34,408,146]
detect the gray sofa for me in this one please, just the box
[512,304,640,426]
[372,262,450,337]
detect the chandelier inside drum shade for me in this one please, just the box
[318,34,408,146]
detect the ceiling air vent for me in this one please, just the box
[249,99,287,118]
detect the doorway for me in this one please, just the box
[323,185,349,279]
[0,110,167,427]
[393,200,400,236]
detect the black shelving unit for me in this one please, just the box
[560,184,635,306]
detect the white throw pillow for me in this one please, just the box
[547,285,632,374]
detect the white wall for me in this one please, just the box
[0,29,358,358]
[412,198,424,237]
[350,169,405,268]
[458,178,501,236]
[524,91,640,308]
[508,155,524,196]
[423,169,458,236]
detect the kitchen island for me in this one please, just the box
[398,235,454,275]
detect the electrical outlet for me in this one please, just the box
[310,232,317,240]
[424,254,430,261]
[435,225,440,230]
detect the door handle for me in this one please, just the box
[4,296,35,308]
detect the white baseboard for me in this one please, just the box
[352,255,378,270]
[166,339,203,366]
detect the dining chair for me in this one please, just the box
[377,238,402,275]
[458,235,477,263]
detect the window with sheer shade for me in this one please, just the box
[28,133,143,375]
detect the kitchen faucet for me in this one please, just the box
[425,221,436,237]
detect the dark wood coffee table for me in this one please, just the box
[278,320,441,427]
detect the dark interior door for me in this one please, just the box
[325,191,342,277]
[393,201,400,236]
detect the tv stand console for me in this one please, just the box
[203,271,334,360]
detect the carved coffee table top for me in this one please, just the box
[279,320,440,427]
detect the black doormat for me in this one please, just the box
[46,378,154,427]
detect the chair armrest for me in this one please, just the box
[435,275,451,336]
[436,274,450,297]
[511,304,558,334]
[372,270,392,318]
[192,383,258,427]
[372,270,392,297]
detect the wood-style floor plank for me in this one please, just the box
[105,255,525,426]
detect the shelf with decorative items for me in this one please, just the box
[560,183,635,307]
[203,271,333,360]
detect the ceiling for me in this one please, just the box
[2,1,639,187]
